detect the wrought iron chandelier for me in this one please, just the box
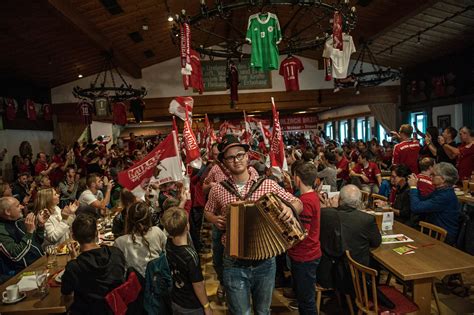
[72,51,147,102]
[334,41,401,94]
[170,0,357,59]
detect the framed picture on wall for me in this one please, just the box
[437,115,451,130]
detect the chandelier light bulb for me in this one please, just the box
[78,74,83,78]
[168,15,174,22]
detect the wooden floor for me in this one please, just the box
[199,225,474,314]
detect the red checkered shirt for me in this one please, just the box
[203,163,229,185]
[205,167,300,216]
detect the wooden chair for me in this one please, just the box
[419,221,447,314]
[315,285,354,315]
[346,250,418,315]
[370,194,388,210]
[360,190,370,207]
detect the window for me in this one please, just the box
[325,122,333,140]
[366,119,372,140]
[356,118,366,140]
[340,120,348,142]
[410,111,427,135]
[378,124,390,144]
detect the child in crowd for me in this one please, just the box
[61,214,126,315]
[288,162,322,315]
[162,207,212,315]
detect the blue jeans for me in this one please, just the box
[223,257,276,315]
[290,257,321,315]
[212,226,224,283]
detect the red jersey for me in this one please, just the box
[183,49,204,94]
[392,139,420,174]
[416,173,435,197]
[6,98,16,121]
[42,104,52,120]
[352,161,381,184]
[35,161,48,176]
[279,56,304,92]
[350,149,360,163]
[336,156,350,181]
[26,99,37,120]
[227,63,239,102]
[78,101,93,125]
[457,143,474,180]
[288,191,321,262]
[112,102,127,126]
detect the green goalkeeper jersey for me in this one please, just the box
[246,12,282,71]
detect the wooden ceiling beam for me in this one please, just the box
[48,0,142,79]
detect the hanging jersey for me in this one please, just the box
[322,33,356,79]
[78,101,93,125]
[42,104,52,120]
[130,98,145,123]
[279,56,304,91]
[112,102,128,126]
[5,98,17,121]
[246,12,282,71]
[26,99,37,120]
[227,63,239,102]
[183,49,204,94]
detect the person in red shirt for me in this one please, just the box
[288,162,321,314]
[392,124,421,174]
[334,148,350,185]
[350,151,382,193]
[349,143,360,163]
[416,157,435,197]
[128,133,137,156]
[439,126,474,181]
[34,152,58,176]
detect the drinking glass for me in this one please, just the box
[45,245,58,269]
[35,268,49,296]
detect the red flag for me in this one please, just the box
[270,97,288,171]
[117,132,183,191]
[169,96,193,122]
[172,115,179,136]
[183,108,202,169]
[242,111,253,144]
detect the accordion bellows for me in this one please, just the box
[226,192,307,260]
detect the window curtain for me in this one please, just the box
[368,104,397,132]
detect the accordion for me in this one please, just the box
[225,192,307,260]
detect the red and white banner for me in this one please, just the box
[180,22,192,75]
[183,109,202,169]
[279,114,319,131]
[270,97,288,171]
[117,132,183,191]
[242,111,253,144]
[169,96,194,123]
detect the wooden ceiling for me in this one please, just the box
[0,0,473,88]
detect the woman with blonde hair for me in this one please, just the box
[34,188,77,248]
[114,201,166,277]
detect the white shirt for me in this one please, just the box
[78,189,104,207]
[114,226,167,277]
[43,206,75,248]
[322,33,356,79]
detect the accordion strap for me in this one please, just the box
[219,176,267,201]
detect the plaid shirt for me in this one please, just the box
[203,163,228,185]
[205,167,299,215]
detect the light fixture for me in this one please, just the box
[167,15,174,22]
[73,51,147,102]
[78,74,83,78]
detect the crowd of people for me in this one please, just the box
[0,122,473,315]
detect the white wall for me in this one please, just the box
[432,104,463,130]
[51,55,399,104]
[90,121,114,149]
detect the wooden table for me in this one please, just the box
[0,255,72,314]
[372,222,474,315]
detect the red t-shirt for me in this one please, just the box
[288,191,321,262]
[279,56,304,92]
[457,143,474,180]
[392,139,420,174]
[336,156,350,181]
[350,150,359,163]
[112,102,128,126]
[352,162,381,184]
[416,173,435,197]
[35,161,48,176]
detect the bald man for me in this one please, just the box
[0,197,47,281]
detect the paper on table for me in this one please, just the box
[381,234,414,244]
[17,275,38,292]
[328,192,340,199]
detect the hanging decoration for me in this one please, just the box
[170,1,357,60]
[72,51,147,102]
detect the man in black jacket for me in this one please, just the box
[318,185,381,290]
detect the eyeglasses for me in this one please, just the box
[223,152,246,163]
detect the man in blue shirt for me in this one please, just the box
[408,162,460,244]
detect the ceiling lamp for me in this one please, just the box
[170,0,357,59]
[72,51,147,102]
